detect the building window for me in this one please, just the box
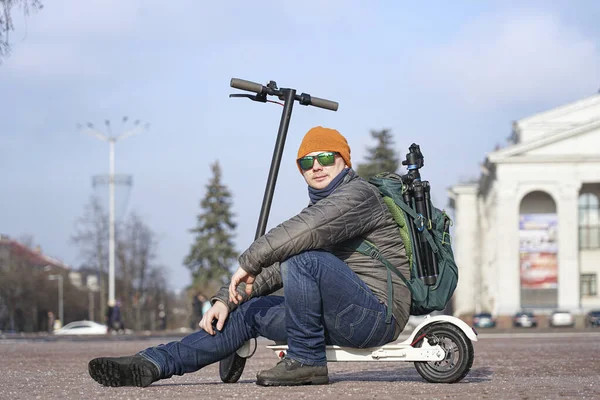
[579,193,600,249]
[581,274,597,297]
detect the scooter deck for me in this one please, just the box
[266,341,446,362]
[256,315,478,363]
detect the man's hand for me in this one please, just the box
[229,266,255,304]
[199,301,229,335]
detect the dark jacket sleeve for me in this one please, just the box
[211,263,283,312]
[238,180,387,276]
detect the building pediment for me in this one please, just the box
[488,110,600,163]
[514,93,600,144]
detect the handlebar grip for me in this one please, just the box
[230,78,264,94]
[309,96,339,111]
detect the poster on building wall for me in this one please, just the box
[519,214,558,289]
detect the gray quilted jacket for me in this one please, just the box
[212,169,411,339]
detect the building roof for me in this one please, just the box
[0,235,70,270]
[490,92,600,162]
[488,118,600,163]
[449,92,600,197]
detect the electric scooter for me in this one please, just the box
[220,78,477,384]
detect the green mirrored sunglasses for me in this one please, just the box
[297,152,338,171]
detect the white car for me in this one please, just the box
[53,320,108,335]
[549,311,575,327]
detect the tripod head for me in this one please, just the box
[400,143,425,184]
[402,143,424,170]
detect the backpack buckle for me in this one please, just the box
[369,248,381,259]
[442,232,451,245]
[415,214,425,232]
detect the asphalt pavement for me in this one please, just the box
[0,329,599,400]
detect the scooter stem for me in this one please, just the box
[255,88,296,239]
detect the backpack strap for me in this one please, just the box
[347,238,409,324]
[384,194,439,254]
[382,196,413,266]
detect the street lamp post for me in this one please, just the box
[78,117,148,306]
[48,274,64,327]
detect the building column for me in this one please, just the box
[557,183,581,311]
[495,184,520,315]
[450,185,480,317]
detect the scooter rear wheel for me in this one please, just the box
[413,322,474,383]
[219,353,246,383]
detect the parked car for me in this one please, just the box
[513,311,538,328]
[53,320,108,335]
[472,312,496,328]
[549,310,575,327]
[585,310,600,328]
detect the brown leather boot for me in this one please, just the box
[256,357,329,386]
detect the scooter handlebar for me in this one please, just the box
[230,78,264,94]
[230,77,339,111]
[308,96,339,111]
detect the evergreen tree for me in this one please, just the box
[356,129,400,179]
[184,161,238,288]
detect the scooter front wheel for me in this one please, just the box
[413,322,474,383]
[219,353,246,383]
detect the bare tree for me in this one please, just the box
[0,0,43,63]
[0,249,35,331]
[0,239,87,332]
[72,198,173,331]
[140,265,168,331]
[115,212,169,331]
[71,196,109,319]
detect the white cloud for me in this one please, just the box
[6,42,106,78]
[410,12,600,111]
[26,0,141,37]
[4,0,143,78]
[3,0,373,79]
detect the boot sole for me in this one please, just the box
[256,375,329,386]
[88,358,155,387]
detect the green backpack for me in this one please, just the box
[350,172,459,320]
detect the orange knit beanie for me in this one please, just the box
[296,126,352,172]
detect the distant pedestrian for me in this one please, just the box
[202,297,211,317]
[191,293,207,329]
[106,300,125,333]
[158,303,167,331]
[105,300,115,332]
[47,311,56,334]
[112,300,124,332]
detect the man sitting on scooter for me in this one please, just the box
[87,126,411,387]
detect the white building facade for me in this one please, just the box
[448,94,600,318]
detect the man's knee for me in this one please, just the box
[282,251,312,274]
[241,296,285,331]
[281,250,331,280]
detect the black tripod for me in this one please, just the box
[219,78,338,383]
[398,144,439,285]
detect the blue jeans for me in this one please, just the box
[140,250,395,378]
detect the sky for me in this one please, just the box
[1,1,599,293]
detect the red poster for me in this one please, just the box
[519,252,558,289]
[519,214,558,290]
